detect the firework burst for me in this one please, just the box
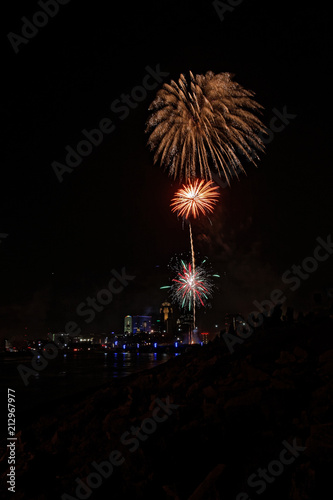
[146,71,266,183]
[161,257,219,311]
[171,179,220,219]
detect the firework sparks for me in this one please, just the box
[162,258,219,311]
[171,179,220,219]
[146,71,266,183]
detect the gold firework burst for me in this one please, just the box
[171,179,220,219]
[146,71,267,183]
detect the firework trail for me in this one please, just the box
[146,71,266,183]
[188,221,195,271]
[188,222,196,327]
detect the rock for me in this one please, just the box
[275,351,296,364]
[224,388,263,415]
[162,484,180,499]
[305,423,333,462]
[188,464,225,500]
[270,377,296,391]
[319,350,333,364]
[203,385,218,400]
[186,381,201,398]
[293,346,308,361]
[289,463,315,500]
[241,362,269,382]
[318,350,333,377]
[271,366,296,390]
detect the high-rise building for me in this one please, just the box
[124,315,132,334]
[132,316,152,334]
[176,312,193,343]
[160,301,173,336]
[160,301,173,322]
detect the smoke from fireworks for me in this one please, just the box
[171,179,220,219]
[146,71,266,183]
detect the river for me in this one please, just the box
[0,351,172,440]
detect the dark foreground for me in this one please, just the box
[1,317,333,500]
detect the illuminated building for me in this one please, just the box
[201,332,209,344]
[176,312,193,344]
[124,315,132,334]
[160,301,173,322]
[132,316,152,334]
[160,301,173,335]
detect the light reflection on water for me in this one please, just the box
[0,352,174,433]
[1,352,172,403]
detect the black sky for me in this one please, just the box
[1,0,332,339]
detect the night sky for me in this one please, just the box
[1,0,332,339]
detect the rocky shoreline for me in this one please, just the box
[1,316,333,499]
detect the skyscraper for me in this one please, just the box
[160,301,173,335]
[124,315,132,334]
[132,316,152,334]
